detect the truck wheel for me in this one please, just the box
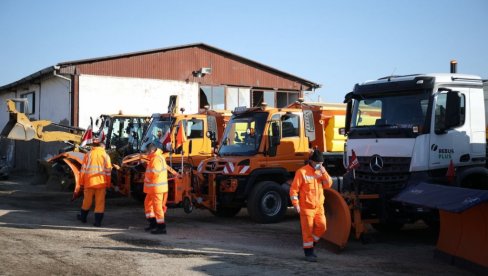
[247,181,287,223]
[210,206,242,217]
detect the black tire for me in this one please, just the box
[247,181,287,223]
[210,206,242,218]
[372,222,404,232]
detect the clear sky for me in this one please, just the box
[1,0,487,103]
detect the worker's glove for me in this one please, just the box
[71,191,81,202]
[294,205,300,214]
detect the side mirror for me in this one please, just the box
[267,122,281,156]
[269,122,281,146]
[344,100,352,134]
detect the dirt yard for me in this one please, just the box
[0,173,470,276]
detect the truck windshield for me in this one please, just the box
[352,90,430,129]
[219,112,268,156]
[141,117,174,151]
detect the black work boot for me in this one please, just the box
[77,209,89,223]
[151,223,167,235]
[93,213,104,227]
[144,218,157,232]
[310,247,318,258]
[304,248,317,262]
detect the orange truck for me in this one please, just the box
[116,108,231,202]
[187,101,348,222]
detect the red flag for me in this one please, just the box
[446,160,455,183]
[348,149,360,171]
[80,124,93,147]
[175,122,187,149]
[160,128,171,151]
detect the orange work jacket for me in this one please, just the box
[289,164,333,210]
[80,146,112,189]
[144,149,168,194]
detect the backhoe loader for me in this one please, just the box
[0,98,149,191]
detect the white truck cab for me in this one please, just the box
[342,73,488,227]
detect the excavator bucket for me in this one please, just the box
[0,113,37,141]
[322,189,352,250]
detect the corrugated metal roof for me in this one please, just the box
[1,43,320,92]
[59,43,320,89]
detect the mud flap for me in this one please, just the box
[323,189,351,250]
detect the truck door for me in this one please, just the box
[428,89,470,171]
[266,112,306,170]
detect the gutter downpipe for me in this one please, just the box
[53,66,72,125]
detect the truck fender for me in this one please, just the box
[457,166,488,189]
[244,168,290,197]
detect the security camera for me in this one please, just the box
[200,67,212,74]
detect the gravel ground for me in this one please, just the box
[0,173,471,275]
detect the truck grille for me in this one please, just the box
[354,156,411,196]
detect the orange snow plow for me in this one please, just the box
[322,189,351,249]
[394,182,488,273]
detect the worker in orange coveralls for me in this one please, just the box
[76,138,112,227]
[143,142,169,234]
[290,149,333,262]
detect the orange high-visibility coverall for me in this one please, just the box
[290,164,333,248]
[144,148,168,224]
[79,146,112,213]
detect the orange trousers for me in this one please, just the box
[299,206,326,248]
[82,188,106,213]
[144,192,168,224]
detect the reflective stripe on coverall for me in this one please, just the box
[289,164,333,248]
[79,146,112,213]
[144,148,168,224]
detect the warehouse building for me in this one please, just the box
[0,43,319,171]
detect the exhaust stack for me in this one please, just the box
[450,60,457,73]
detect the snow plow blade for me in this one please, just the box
[394,182,488,272]
[40,151,84,191]
[323,189,351,250]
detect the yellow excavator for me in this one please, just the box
[0,98,149,191]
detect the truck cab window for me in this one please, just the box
[282,114,299,137]
[434,92,465,132]
[187,119,204,139]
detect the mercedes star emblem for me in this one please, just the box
[369,154,384,173]
[211,162,217,171]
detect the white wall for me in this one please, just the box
[0,91,16,129]
[78,75,199,128]
[40,77,71,125]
